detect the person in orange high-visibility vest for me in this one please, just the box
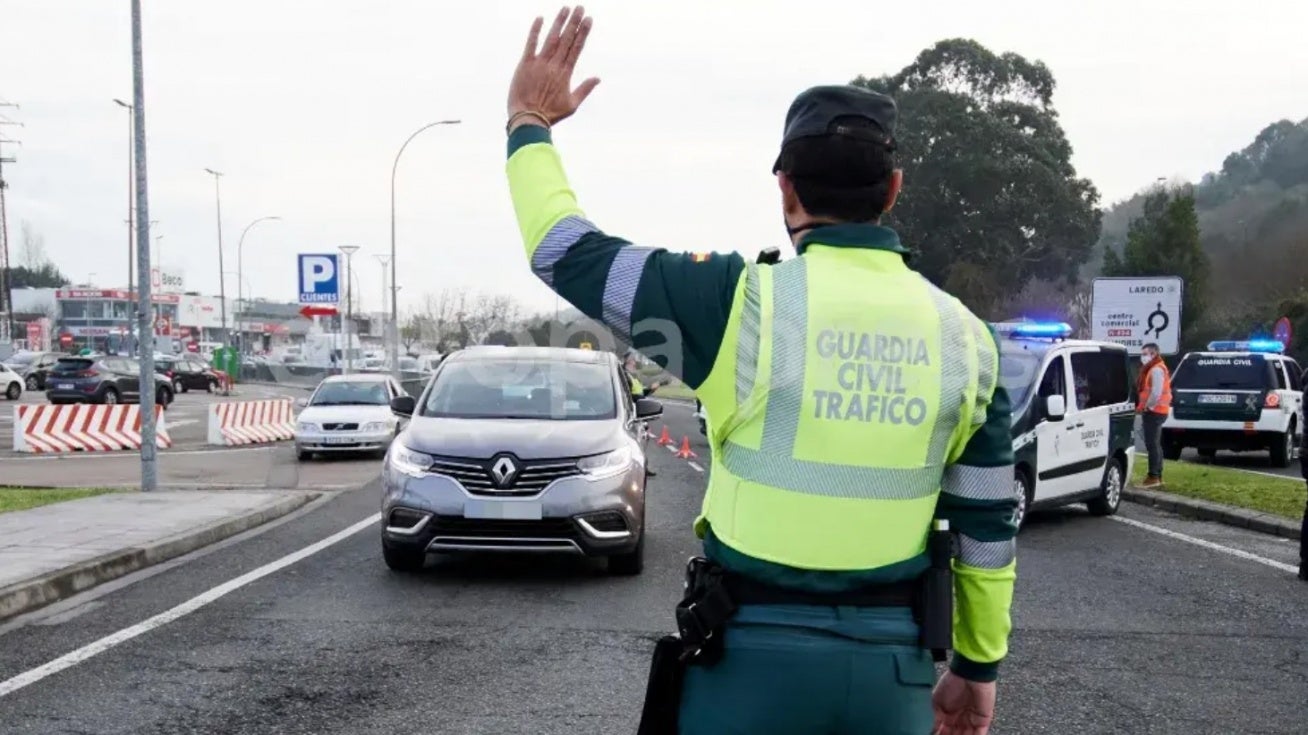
[1136,342,1172,488]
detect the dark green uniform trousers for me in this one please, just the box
[678,605,936,734]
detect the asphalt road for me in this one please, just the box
[0,383,302,453]
[0,402,1305,734]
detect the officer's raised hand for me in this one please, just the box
[507,6,600,128]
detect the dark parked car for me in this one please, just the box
[157,356,220,393]
[5,350,65,391]
[46,357,174,407]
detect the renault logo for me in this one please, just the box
[489,456,520,487]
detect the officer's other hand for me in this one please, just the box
[932,671,996,735]
[508,6,600,127]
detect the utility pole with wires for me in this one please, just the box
[0,100,22,346]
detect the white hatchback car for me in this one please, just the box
[295,374,407,460]
[1,362,22,400]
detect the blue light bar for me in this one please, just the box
[994,321,1073,339]
[1207,339,1284,353]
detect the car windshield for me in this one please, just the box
[1173,354,1269,390]
[311,380,390,406]
[421,358,616,420]
[997,349,1044,411]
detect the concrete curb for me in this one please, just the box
[1122,487,1301,540]
[0,491,319,623]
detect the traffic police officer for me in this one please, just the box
[504,8,1018,733]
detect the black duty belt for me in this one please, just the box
[722,573,918,608]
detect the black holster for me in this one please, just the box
[635,635,688,735]
[634,558,738,734]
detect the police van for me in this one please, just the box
[994,322,1136,529]
[1161,340,1303,467]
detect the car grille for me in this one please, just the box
[323,422,359,431]
[428,455,581,496]
[429,516,577,539]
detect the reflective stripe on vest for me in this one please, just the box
[718,259,985,501]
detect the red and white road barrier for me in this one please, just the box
[12,404,171,453]
[207,399,295,446]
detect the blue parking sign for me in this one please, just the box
[298,253,340,304]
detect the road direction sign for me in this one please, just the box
[1091,276,1184,355]
[299,305,337,319]
[298,254,340,304]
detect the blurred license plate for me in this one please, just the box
[464,500,542,520]
[321,436,355,444]
[1198,394,1237,404]
[57,383,73,390]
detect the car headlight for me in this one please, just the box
[362,420,392,432]
[296,422,317,432]
[390,444,435,476]
[577,446,634,479]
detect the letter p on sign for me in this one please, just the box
[298,253,340,304]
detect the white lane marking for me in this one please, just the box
[665,445,677,453]
[166,419,198,429]
[0,513,381,698]
[1110,516,1298,573]
[688,461,704,473]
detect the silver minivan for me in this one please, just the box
[381,346,662,575]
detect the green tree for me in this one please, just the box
[853,39,1101,315]
[9,263,70,289]
[1102,187,1209,346]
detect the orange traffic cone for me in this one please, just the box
[677,436,697,459]
[657,425,673,446]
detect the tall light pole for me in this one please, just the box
[375,253,391,363]
[390,119,460,379]
[339,245,359,375]
[113,99,135,346]
[203,168,227,346]
[236,215,280,352]
[130,0,159,491]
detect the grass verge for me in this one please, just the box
[0,488,121,515]
[1131,461,1305,520]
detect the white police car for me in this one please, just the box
[1162,340,1304,467]
[995,322,1136,529]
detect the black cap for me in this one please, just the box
[772,85,898,173]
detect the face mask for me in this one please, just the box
[1140,354,1152,364]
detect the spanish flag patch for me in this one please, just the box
[691,252,711,263]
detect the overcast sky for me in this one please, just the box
[2,0,1306,316]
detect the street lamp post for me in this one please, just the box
[339,245,359,375]
[390,119,460,379]
[84,272,96,352]
[113,99,134,345]
[235,215,280,352]
[203,168,227,346]
[375,253,391,364]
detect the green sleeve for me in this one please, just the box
[506,125,744,388]
[935,324,1018,683]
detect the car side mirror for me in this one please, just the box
[1044,394,1066,422]
[635,398,663,420]
[294,397,308,409]
[390,395,416,418]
